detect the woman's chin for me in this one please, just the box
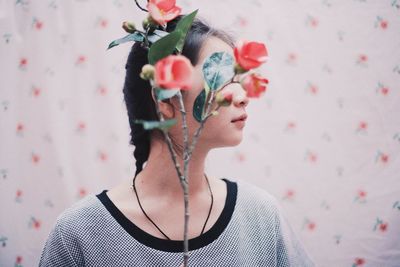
[217,135,244,148]
[230,137,243,147]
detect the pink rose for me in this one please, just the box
[147,0,181,26]
[155,55,193,90]
[234,40,268,71]
[241,73,269,98]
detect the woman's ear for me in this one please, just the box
[150,89,176,119]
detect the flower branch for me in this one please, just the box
[108,2,269,266]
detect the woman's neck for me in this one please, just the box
[136,137,212,200]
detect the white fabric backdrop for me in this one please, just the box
[1,0,399,266]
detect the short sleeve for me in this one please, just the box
[38,221,78,267]
[273,198,316,267]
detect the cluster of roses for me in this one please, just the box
[133,0,269,105]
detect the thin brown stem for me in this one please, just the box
[176,91,190,266]
[151,87,185,184]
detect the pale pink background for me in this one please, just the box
[0,0,399,266]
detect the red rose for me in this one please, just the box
[155,55,193,90]
[147,0,181,26]
[234,40,268,71]
[241,73,269,98]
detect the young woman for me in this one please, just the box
[39,15,315,266]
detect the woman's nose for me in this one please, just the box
[233,90,249,108]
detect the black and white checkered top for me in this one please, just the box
[39,178,315,266]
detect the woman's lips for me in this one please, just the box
[231,113,248,122]
[232,120,246,128]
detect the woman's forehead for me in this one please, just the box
[196,37,234,67]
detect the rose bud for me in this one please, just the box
[241,73,269,98]
[147,0,181,27]
[234,63,247,75]
[154,55,193,90]
[234,40,268,72]
[140,64,155,80]
[142,17,157,32]
[122,21,136,33]
[215,91,233,106]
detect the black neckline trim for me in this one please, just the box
[96,178,237,252]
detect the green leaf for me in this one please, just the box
[193,88,208,123]
[147,30,169,44]
[174,9,198,53]
[155,88,179,101]
[107,32,144,50]
[192,81,211,123]
[134,119,177,130]
[148,31,181,65]
[202,51,235,91]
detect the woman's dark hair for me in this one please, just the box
[122,15,235,177]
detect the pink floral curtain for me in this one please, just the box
[0,0,399,266]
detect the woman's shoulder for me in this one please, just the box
[225,177,280,215]
[40,193,106,266]
[233,178,279,204]
[53,192,105,230]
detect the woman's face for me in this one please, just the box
[169,36,249,151]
